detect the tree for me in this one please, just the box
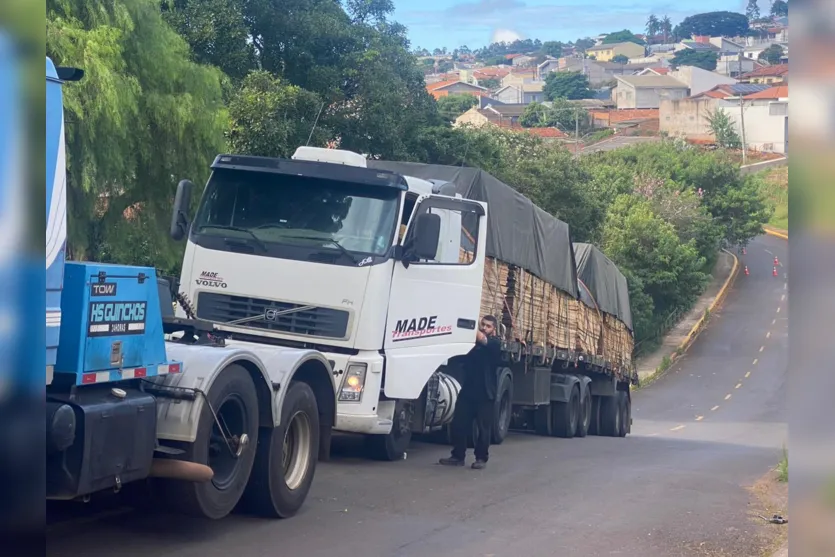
[660,15,673,43]
[47,0,228,269]
[544,71,592,100]
[520,100,588,134]
[771,0,788,17]
[671,49,718,71]
[758,44,785,65]
[603,29,644,45]
[575,37,596,50]
[674,11,749,39]
[541,41,563,58]
[611,54,629,64]
[479,77,501,90]
[436,94,478,122]
[706,108,741,149]
[745,0,761,21]
[646,15,660,39]
[227,71,330,158]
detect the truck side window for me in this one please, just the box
[407,200,480,266]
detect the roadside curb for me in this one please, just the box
[764,226,788,240]
[637,248,739,387]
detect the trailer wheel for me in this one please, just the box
[365,400,412,461]
[241,380,320,518]
[162,364,260,519]
[491,372,513,444]
[575,386,592,438]
[616,391,629,438]
[599,394,621,437]
[551,384,580,439]
[588,395,601,436]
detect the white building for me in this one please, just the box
[668,65,737,97]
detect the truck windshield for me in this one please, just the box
[193,169,400,258]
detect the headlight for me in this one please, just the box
[338,363,367,402]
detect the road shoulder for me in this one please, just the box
[636,248,739,386]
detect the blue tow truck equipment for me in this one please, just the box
[44,56,336,519]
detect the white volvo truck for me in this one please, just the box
[171,147,635,461]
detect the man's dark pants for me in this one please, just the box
[450,390,494,462]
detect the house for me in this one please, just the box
[708,37,745,54]
[668,65,737,97]
[426,80,490,99]
[636,67,670,76]
[472,67,512,84]
[676,39,720,53]
[585,41,646,62]
[739,63,789,85]
[536,58,561,81]
[493,82,546,104]
[615,74,689,109]
[690,83,772,100]
[722,84,788,153]
[512,55,537,67]
[741,42,785,62]
[660,97,719,142]
[715,54,762,78]
[454,106,568,142]
[501,69,537,88]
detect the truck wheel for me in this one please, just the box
[599,394,621,437]
[241,380,320,518]
[575,386,592,438]
[588,395,601,436]
[163,364,260,519]
[617,391,629,438]
[551,385,580,438]
[534,404,553,436]
[365,400,412,461]
[491,373,513,444]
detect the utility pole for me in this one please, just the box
[739,93,747,165]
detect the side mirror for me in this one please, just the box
[411,212,441,261]
[170,179,194,241]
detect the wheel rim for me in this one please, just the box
[569,391,580,432]
[282,410,312,490]
[581,393,591,431]
[209,394,248,490]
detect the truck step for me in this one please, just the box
[154,444,185,456]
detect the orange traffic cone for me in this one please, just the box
[774,256,779,266]
[773,266,779,277]
[744,265,749,276]
[742,247,747,255]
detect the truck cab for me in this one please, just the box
[172,147,488,458]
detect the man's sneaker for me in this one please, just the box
[471,460,487,470]
[438,456,465,467]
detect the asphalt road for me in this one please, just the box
[46,235,788,557]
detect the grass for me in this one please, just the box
[758,166,789,230]
[776,447,788,483]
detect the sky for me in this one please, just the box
[392,0,775,51]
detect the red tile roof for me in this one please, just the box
[650,67,670,75]
[744,84,788,99]
[741,63,789,79]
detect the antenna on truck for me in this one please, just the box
[305,101,326,146]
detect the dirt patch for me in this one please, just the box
[746,467,789,556]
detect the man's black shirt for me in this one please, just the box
[460,335,502,401]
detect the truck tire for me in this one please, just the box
[575,385,592,438]
[534,404,553,436]
[588,395,601,436]
[551,384,580,439]
[365,400,412,461]
[241,380,320,518]
[491,372,513,444]
[162,364,260,519]
[599,393,621,437]
[617,390,630,438]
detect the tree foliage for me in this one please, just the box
[436,93,478,122]
[602,30,644,45]
[671,49,718,71]
[674,11,749,39]
[611,54,629,64]
[541,41,563,58]
[707,108,741,149]
[771,0,788,17]
[544,71,592,100]
[47,0,228,270]
[745,0,761,22]
[520,100,587,133]
[759,44,785,65]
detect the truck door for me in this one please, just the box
[383,195,487,399]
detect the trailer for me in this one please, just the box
[167,145,635,462]
[45,58,334,519]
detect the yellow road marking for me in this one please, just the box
[695,415,704,421]
[725,394,732,400]
[745,371,751,378]
[735,383,742,389]
[670,425,686,432]
[711,405,720,411]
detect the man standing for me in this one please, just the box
[439,315,502,470]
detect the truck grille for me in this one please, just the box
[196,292,350,339]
